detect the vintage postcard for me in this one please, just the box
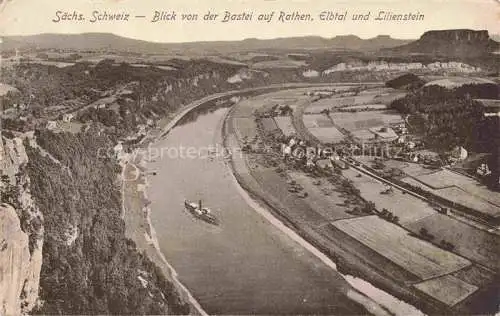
[0,0,499,315]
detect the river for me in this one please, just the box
[146,104,369,315]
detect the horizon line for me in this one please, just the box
[1,28,498,45]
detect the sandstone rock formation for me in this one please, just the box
[384,29,500,58]
[0,203,42,315]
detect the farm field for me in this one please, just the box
[261,100,301,112]
[354,156,378,165]
[381,159,438,177]
[329,111,403,132]
[343,104,388,110]
[274,116,295,136]
[434,187,500,217]
[308,127,345,143]
[412,169,500,208]
[348,94,380,104]
[401,177,500,218]
[406,213,500,270]
[357,88,384,95]
[413,169,477,189]
[358,87,396,96]
[351,129,375,141]
[232,99,259,118]
[305,97,356,113]
[206,56,247,66]
[234,92,290,117]
[250,166,328,228]
[332,216,471,280]
[267,97,301,108]
[303,114,334,128]
[369,126,398,140]
[56,121,84,134]
[459,182,500,208]
[32,60,76,68]
[233,117,258,140]
[413,275,478,307]
[129,64,177,71]
[261,117,279,133]
[288,172,357,221]
[261,90,312,111]
[232,90,305,117]
[372,91,407,104]
[343,169,436,224]
[451,264,497,289]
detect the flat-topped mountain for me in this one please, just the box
[383,29,500,58]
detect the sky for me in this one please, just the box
[0,0,499,42]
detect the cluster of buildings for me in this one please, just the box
[322,60,481,74]
[45,113,75,130]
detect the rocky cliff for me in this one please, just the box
[0,203,42,316]
[383,29,500,58]
[0,135,43,315]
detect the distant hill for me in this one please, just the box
[382,29,500,58]
[329,35,413,50]
[0,33,413,54]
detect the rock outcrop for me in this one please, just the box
[0,135,43,315]
[322,60,481,74]
[384,29,500,58]
[0,203,42,315]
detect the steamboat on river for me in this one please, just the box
[184,200,219,225]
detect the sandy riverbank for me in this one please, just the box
[121,152,207,315]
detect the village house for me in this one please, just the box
[62,113,74,122]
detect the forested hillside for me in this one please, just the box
[389,83,500,151]
[25,129,189,314]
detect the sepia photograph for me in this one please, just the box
[0,0,499,315]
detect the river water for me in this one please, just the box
[147,105,369,315]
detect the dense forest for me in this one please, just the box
[25,128,189,314]
[389,83,500,151]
